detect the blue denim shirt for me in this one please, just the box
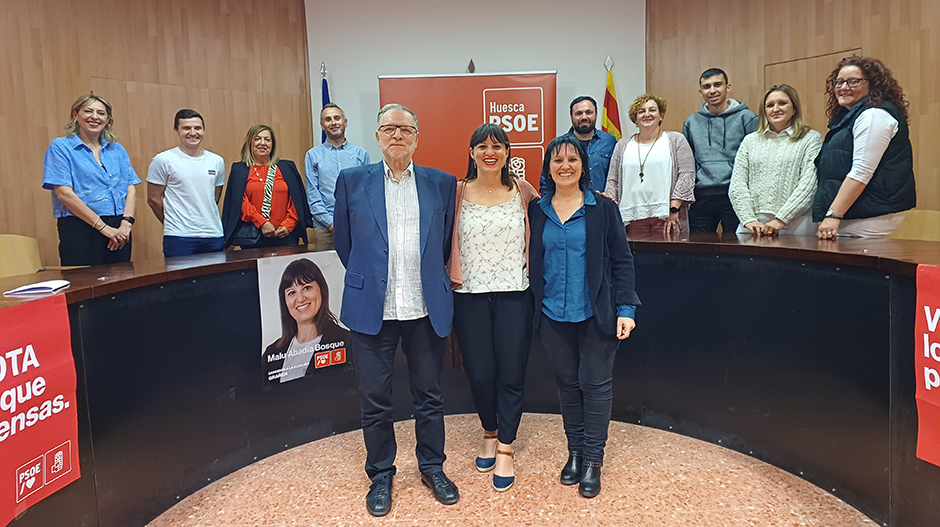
[304,141,370,229]
[540,128,617,194]
[540,190,636,323]
[42,135,141,218]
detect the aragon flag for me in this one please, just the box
[602,70,622,141]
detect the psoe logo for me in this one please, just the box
[314,350,332,369]
[509,157,526,178]
[45,440,73,485]
[15,455,44,503]
[483,87,543,145]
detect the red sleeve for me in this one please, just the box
[280,196,299,231]
[241,191,268,228]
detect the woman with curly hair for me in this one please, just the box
[813,56,915,238]
[605,94,695,235]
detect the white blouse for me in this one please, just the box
[456,192,529,293]
[618,135,673,223]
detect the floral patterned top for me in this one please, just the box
[455,192,529,293]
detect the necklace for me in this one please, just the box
[635,132,662,182]
[476,178,502,194]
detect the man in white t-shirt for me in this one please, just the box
[147,109,227,257]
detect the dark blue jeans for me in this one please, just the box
[351,317,446,480]
[163,236,225,257]
[453,289,533,445]
[539,313,620,463]
[689,191,739,234]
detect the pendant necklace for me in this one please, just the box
[636,132,662,183]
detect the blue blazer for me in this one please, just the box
[333,161,457,337]
[528,191,641,337]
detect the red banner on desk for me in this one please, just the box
[0,295,80,526]
[916,264,940,467]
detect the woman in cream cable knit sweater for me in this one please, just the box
[729,84,822,236]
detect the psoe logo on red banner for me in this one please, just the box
[483,87,544,145]
[15,457,43,503]
[314,351,332,369]
[44,440,72,486]
[331,348,346,366]
[508,146,544,184]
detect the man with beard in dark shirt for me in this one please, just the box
[539,96,617,194]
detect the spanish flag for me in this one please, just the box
[602,70,622,141]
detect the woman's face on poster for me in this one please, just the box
[284,279,322,325]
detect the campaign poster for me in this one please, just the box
[915,264,940,466]
[257,251,351,387]
[0,295,80,526]
[378,71,556,191]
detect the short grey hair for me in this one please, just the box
[321,103,345,119]
[377,103,418,130]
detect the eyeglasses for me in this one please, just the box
[378,124,417,137]
[834,78,867,88]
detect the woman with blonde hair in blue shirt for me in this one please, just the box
[42,94,141,265]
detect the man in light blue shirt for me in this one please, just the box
[304,103,370,249]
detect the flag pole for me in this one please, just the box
[320,63,330,144]
[602,56,623,141]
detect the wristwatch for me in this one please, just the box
[669,206,680,214]
[824,209,843,220]
[122,216,136,224]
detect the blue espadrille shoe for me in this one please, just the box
[492,448,514,492]
[476,429,498,472]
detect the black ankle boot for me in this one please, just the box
[560,450,582,485]
[579,461,602,497]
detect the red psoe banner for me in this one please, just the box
[378,72,556,191]
[915,264,940,467]
[0,295,80,526]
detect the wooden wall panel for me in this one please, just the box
[0,0,312,265]
[764,49,863,134]
[648,0,940,211]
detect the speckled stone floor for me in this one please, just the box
[148,413,876,526]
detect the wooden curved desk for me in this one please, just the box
[2,236,938,527]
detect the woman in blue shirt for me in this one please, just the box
[42,95,140,265]
[528,135,640,498]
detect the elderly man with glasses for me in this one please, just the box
[333,103,459,516]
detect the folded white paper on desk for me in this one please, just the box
[3,279,70,297]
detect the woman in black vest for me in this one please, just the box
[813,56,915,239]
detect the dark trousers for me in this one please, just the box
[689,191,739,234]
[163,236,225,257]
[57,215,131,266]
[453,289,533,444]
[351,316,446,480]
[539,313,620,462]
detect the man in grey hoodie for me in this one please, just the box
[682,68,758,234]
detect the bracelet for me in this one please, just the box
[92,216,104,231]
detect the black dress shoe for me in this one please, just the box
[560,450,583,485]
[366,474,393,516]
[420,471,460,505]
[579,461,602,498]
